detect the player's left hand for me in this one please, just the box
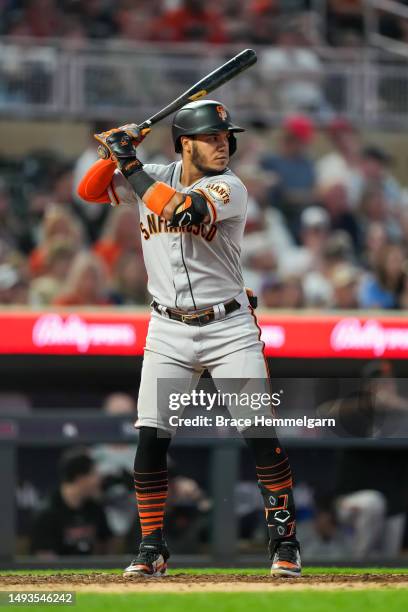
[95,130,145,177]
[94,124,150,161]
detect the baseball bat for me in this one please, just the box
[138,48,257,131]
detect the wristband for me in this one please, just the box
[144,182,177,216]
[127,168,156,199]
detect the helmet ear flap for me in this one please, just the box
[229,133,237,157]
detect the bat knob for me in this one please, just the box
[97,144,110,160]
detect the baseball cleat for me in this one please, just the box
[270,541,301,577]
[124,541,170,578]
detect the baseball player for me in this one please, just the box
[77,100,301,577]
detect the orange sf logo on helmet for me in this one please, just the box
[216,105,228,121]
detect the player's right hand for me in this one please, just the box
[119,123,150,145]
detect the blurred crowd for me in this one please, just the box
[1,114,408,310]
[239,115,408,310]
[1,0,408,48]
[0,128,149,308]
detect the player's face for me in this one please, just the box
[189,131,230,175]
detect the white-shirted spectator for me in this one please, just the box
[279,206,330,276]
[317,117,362,209]
[260,24,326,113]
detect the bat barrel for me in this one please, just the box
[139,48,257,130]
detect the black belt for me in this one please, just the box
[152,298,241,326]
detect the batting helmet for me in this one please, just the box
[172,100,245,156]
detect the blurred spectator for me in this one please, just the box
[300,496,350,561]
[29,205,84,277]
[323,230,355,265]
[26,190,57,247]
[327,0,364,46]
[242,234,278,297]
[238,163,294,247]
[241,178,294,297]
[281,273,304,308]
[0,179,21,250]
[260,115,316,232]
[75,0,117,40]
[358,146,403,238]
[31,448,113,556]
[360,146,401,209]
[115,4,154,42]
[30,240,76,306]
[303,230,355,306]
[330,263,360,309]
[111,251,148,305]
[319,182,349,220]
[246,0,278,45]
[51,164,75,206]
[23,0,62,39]
[149,0,228,43]
[93,206,142,274]
[221,1,252,44]
[53,251,112,306]
[359,186,388,225]
[359,242,405,309]
[102,392,137,416]
[59,15,88,50]
[358,186,401,242]
[260,274,284,308]
[279,206,330,276]
[0,263,29,305]
[317,118,362,210]
[320,360,408,559]
[166,472,211,553]
[91,393,137,545]
[234,481,264,543]
[260,23,325,112]
[0,239,10,266]
[398,269,408,309]
[361,221,388,271]
[318,181,360,247]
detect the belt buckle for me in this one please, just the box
[181,313,197,323]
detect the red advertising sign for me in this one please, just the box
[0,310,408,359]
[258,315,408,358]
[0,311,146,356]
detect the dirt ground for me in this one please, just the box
[1,573,407,592]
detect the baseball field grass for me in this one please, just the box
[0,568,407,611]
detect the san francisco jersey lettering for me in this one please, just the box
[107,161,248,309]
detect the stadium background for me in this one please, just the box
[0,0,408,569]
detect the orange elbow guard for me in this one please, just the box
[77,158,116,203]
[144,182,177,216]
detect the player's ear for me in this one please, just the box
[181,136,193,155]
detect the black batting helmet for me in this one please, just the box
[172,100,245,156]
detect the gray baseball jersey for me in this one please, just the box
[107,160,248,310]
